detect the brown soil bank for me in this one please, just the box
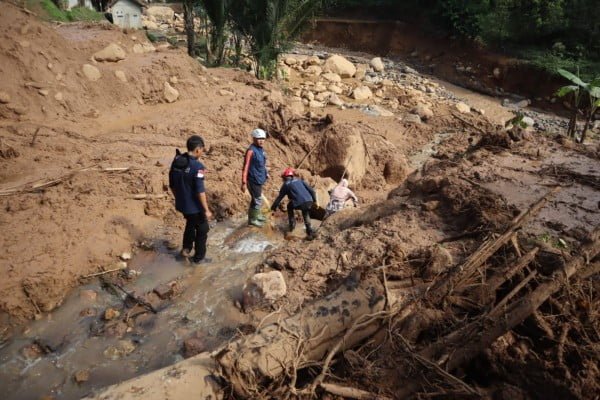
[303,19,564,107]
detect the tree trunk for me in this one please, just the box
[579,109,594,143]
[183,0,195,57]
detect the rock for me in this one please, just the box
[74,369,90,384]
[132,43,144,54]
[93,43,126,62]
[515,99,531,108]
[104,308,121,321]
[404,113,422,124]
[164,81,180,103]
[143,20,159,30]
[322,72,341,83]
[183,335,207,358]
[284,57,297,66]
[328,93,344,107]
[328,84,343,94]
[302,90,315,101]
[351,86,373,101]
[423,246,453,278]
[324,54,356,78]
[315,91,331,102]
[21,343,44,359]
[82,64,101,81]
[54,92,64,102]
[309,100,325,108]
[278,65,291,80]
[304,65,322,76]
[80,290,97,301]
[169,76,178,85]
[0,91,11,104]
[382,79,393,86]
[383,155,410,184]
[154,283,175,300]
[370,105,394,117]
[521,116,535,127]
[242,271,287,310]
[455,102,471,114]
[218,89,234,96]
[146,6,175,21]
[103,340,136,360]
[120,252,132,261]
[370,57,385,72]
[142,43,156,53]
[493,67,501,79]
[313,83,327,93]
[374,89,383,97]
[412,104,434,120]
[354,64,368,80]
[39,89,49,96]
[422,200,440,211]
[114,70,127,82]
[473,108,485,115]
[304,55,321,66]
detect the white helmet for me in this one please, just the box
[251,128,267,139]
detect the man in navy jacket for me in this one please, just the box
[169,135,214,264]
[271,168,316,238]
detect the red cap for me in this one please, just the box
[282,167,295,177]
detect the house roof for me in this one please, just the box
[108,0,145,9]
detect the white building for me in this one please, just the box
[109,0,144,29]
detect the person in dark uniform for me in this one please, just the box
[271,167,317,238]
[241,128,269,227]
[169,135,214,264]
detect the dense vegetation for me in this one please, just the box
[28,0,104,22]
[325,0,600,78]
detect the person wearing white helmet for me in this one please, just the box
[241,128,269,227]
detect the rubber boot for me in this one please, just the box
[305,222,316,239]
[248,209,264,227]
[256,211,267,222]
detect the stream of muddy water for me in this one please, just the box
[0,219,283,400]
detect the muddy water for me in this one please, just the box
[0,220,281,400]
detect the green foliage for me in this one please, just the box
[29,0,104,22]
[146,32,158,43]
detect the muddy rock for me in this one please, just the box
[423,245,454,278]
[103,339,136,360]
[315,91,331,102]
[0,91,11,104]
[93,43,126,62]
[146,6,175,21]
[309,100,325,108]
[455,102,471,114]
[73,369,90,384]
[304,55,321,66]
[322,72,342,83]
[404,113,422,124]
[154,282,178,300]
[312,124,368,183]
[82,64,101,81]
[119,252,132,261]
[370,105,394,117]
[54,92,63,102]
[328,93,344,107]
[104,307,121,321]
[21,343,44,359]
[80,289,97,302]
[324,54,356,78]
[383,155,410,184]
[354,63,368,80]
[289,100,305,115]
[104,320,128,338]
[370,57,385,72]
[164,81,179,103]
[284,56,297,66]
[242,271,287,310]
[352,86,373,101]
[313,82,327,93]
[328,84,343,94]
[412,104,434,120]
[304,65,322,76]
[218,88,234,96]
[183,333,207,358]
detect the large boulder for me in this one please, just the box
[324,55,356,78]
[163,81,179,103]
[312,124,368,183]
[352,86,373,101]
[242,271,287,310]
[93,43,126,62]
[383,154,410,184]
[82,64,101,81]
[304,174,337,209]
[370,57,385,72]
[145,6,175,22]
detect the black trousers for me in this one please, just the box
[287,201,313,230]
[247,182,263,210]
[183,212,209,261]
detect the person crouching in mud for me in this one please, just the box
[325,178,358,218]
[271,168,317,238]
[169,135,214,264]
[241,128,269,227]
